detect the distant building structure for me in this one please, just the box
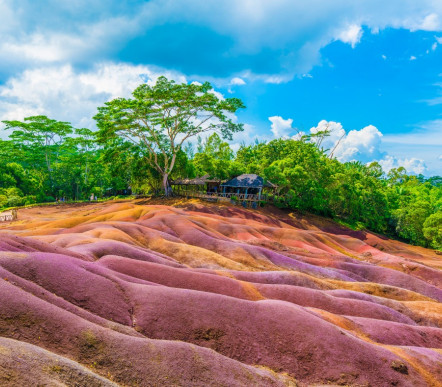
[171,173,276,207]
[171,174,223,195]
[221,174,277,201]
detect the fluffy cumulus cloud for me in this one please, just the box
[307,120,432,174]
[0,63,186,130]
[334,125,384,162]
[309,120,346,151]
[269,116,294,138]
[378,156,427,175]
[1,1,442,81]
[309,120,384,163]
[336,24,363,48]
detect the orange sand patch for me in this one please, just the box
[400,301,442,327]
[240,281,266,301]
[327,280,436,302]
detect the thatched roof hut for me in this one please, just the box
[221,174,276,189]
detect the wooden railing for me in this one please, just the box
[174,189,273,205]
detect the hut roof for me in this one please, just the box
[171,174,222,185]
[221,174,276,188]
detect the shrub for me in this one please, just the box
[7,196,24,207]
[24,195,37,205]
[0,195,7,208]
[6,187,23,197]
[423,212,442,250]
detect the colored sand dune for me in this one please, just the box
[0,199,441,386]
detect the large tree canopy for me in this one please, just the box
[94,76,245,194]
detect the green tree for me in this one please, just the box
[423,212,442,250]
[193,133,237,180]
[2,116,73,191]
[94,76,245,195]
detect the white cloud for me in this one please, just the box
[382,54,387,60]
[378,155,427,175]
[1,0,442,83]
[432,42,438,51]
[335,125,384,162]
[291,131,306,141]
[0,6,137,71]
[410,55,417,60]
[208,89,225,100]
[0,63,186,129]
[133,0,442,79]
[230,77,246,86]
[2,33,87,63]
[418,13,440,31]
[309,120,384,162]
[229,123,263,152]
[306,120,439,174]
[269,116,294,138]
[337,24,363,47]
[436,36,442,44]
[310,120,346,151]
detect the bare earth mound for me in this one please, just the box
[0,199,441,386]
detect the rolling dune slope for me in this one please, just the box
[0,199,441,386]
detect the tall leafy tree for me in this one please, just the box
[2,116,73,189]
[94,76,245,195]
[193,133,240,180]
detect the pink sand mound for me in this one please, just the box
[0,200,440,386]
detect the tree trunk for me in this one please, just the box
[162,173,170,197]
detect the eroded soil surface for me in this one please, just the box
[0,199,441,386]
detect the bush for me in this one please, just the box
[0,195,7,208]
[24,195,37,205]
[423,212,442,250]
[44,196,56,203]
[7,196,24,207]
[6,187,23,197]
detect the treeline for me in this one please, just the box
[0,117,440,250]
[0,116,127,206]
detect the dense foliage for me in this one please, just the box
[234,139,441,250]
[0,80,440,251]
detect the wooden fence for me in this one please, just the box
[174,189,277,207]
[173,186,304,209]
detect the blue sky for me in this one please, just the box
[0,0,441,175]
